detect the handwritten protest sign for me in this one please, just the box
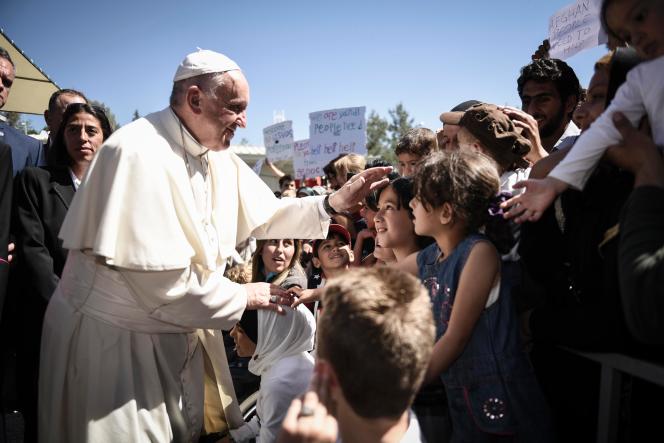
[263,121,294,162]
[549,0,607,60]
[302,106,366,178]
[293,139,316,179]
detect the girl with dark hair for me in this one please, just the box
[373,177,433,264]
[407,150,553,442]
[12,102,113,442]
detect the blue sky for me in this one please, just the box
[5,0,606,145]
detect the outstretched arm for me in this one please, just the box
[500,176,568,224]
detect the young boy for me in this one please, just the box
[311,224,354,286]
[279,267,434,443]
[296,224,354,314]
[395,128,438,177]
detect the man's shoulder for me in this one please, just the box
[0,123,41,149]
[100,112,169,157]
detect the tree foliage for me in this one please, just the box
[365,103,414,164]
[132,110,141,121]
[90,100,119,130]
[0,111,35,133]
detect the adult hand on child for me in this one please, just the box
[500,176,568,224]
[605,112,664,188]
[244,283,292,315]
[327,167,392,213]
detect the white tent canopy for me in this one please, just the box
[1,28,59,115]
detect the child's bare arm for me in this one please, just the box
[351,229,375,266]
[425,241,499,384]
[500,176,568,224]
[290,287,322,308]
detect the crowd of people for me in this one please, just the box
[0,0,663,441]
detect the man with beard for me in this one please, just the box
[516,58,582,153]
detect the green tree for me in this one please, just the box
[132,109,140,121]
[387,102,414,152]
[366,111,389,157]
[239,137,250,146]
[90,100,119,130]
[0,111,22,128]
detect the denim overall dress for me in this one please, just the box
[418,234,553,442]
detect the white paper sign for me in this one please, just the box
[263,121,294,162]
[548,0,607,60]
[293,139,317,179]
[306,106,366,178]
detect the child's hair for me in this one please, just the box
[318,267,434,418]
[413,151,500,234]
[395,127,438,157]
[376,177,434,249]
[365,159,399,212]
[334,153,366,182]
[224,264,251,284]
[251,239,304,287]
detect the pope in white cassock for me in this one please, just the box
[38,50,389,443]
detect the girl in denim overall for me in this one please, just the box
[410,151,553,442]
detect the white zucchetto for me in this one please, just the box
[173,49,240,82]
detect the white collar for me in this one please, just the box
[167,107,210,158]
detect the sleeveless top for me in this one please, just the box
[417,234,553,441]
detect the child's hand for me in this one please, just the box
[290,287,321,308]
[500,176,567,223]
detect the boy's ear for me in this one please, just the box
[312,257,322,269]
[439,202,454,225]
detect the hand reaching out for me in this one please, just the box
[244,283,292,314]
[289,287,322,308]
[500,176,568,223]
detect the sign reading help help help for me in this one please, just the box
[548,0,607,60]
[263,120,294,162]
[303,106,366,179]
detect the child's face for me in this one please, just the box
[374,186,415,249]
[261,239,296,274]
[397,152,422,177]
[410,195,441,237]
[314,235,353,271]
[606,0,664,59]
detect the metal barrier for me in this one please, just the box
[562,347,664,443]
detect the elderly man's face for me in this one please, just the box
[0,57,15,109]
[197,70,250,151]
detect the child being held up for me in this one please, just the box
[502,0,664,223]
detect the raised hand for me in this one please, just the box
[500,176,568,223]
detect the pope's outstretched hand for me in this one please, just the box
[327,166,392,213]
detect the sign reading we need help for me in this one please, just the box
[304,106,366,178]
[549,0,607,60]
[263,121,294,162]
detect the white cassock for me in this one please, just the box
[38,107,330,443]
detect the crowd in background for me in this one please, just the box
[1,0,664,441]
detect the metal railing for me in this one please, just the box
[562,347,664,443]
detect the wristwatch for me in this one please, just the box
[323,195,339,216]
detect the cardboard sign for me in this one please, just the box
[304,106,366,178]
[263,121,294,162]
[549,0,607,60]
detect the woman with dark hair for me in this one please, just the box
[12,102,112,442]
